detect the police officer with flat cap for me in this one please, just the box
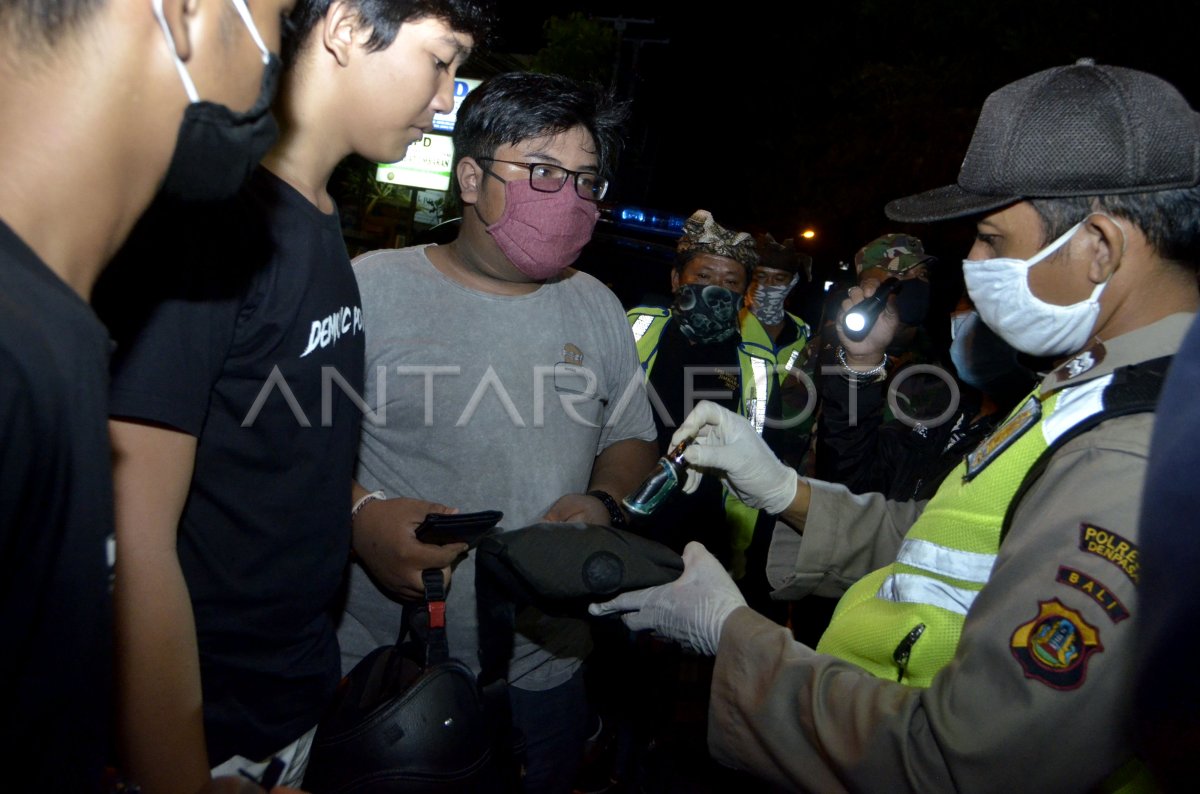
[592,59,1200,792]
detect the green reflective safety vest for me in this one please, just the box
[740,309,816,451]
[739,310,811,389]
[818,367,1161,793]
[817,389,1061,686]
[627,306,809,576]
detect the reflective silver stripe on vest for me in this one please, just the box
[877,572,979,616]
[750,357,769,434]
[895,538,996,584]
[785,349,801,373]
[631,315,655,342]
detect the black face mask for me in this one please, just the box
[672,283,743,345]
[895,278,931,326]
[159,54,282,202]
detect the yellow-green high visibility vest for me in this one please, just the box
[816,369,1161,793]
[739,310,811,388]
[817,388,1063,686]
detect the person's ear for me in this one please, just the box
[457,158,483,205]
[670,268,681,293]
[322,0,364,67]
[158,0,201,64]
[1083,213,1128,285]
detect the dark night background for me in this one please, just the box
[481,0,1199,275]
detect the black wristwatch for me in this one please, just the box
[587,489,628,528]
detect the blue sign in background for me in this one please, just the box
[432,78,481,133]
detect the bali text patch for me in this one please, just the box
[1055,566,1129,623]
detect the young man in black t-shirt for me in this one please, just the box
[100,2,493,790]
[0,1,292,790]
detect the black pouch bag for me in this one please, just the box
[303,571,515,793]
[471,522,685,690]
[475,522,684,614]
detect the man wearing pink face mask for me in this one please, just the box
[336,71,658,793]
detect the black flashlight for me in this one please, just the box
[841,277,902,342]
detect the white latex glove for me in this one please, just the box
[669,400,798,515]
[587,542,746,656]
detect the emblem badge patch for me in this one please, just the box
[1064,351,1095,379]
[1011,599,1103,690]
[1054,341,1106,383]
[553,344,593,396]
[562,343,584,367]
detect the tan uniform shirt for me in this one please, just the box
[708,314,1192,792]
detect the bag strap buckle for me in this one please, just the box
[421,569,450,665]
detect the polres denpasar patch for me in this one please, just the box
[1078,523,1140,585]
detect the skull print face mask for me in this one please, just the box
[672,283,743,344]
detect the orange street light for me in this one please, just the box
[801,229,816,240]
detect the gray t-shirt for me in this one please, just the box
[338,244,657,690]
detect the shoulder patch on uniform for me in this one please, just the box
[964,395,1041,481]
[1053,341,1106,383]
[1010,599,1103,690]
[1055,566,1130,623]
[1078,523,1140,585]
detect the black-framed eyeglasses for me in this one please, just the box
[477,157,609,201]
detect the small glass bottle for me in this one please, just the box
[622,438,691,518]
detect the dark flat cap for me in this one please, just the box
[887,59,1200,223]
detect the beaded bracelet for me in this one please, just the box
[587,489,629,528]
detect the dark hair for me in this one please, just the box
[0,0,104,48]
[1029,186,1200,273]
[676,251,700,277]
[283,0,495,68]
[452,71,629,178]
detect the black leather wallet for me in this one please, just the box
[415,510,503,547]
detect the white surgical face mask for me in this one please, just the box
[962,217,1111,357]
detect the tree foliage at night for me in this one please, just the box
[530,12,616,85]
